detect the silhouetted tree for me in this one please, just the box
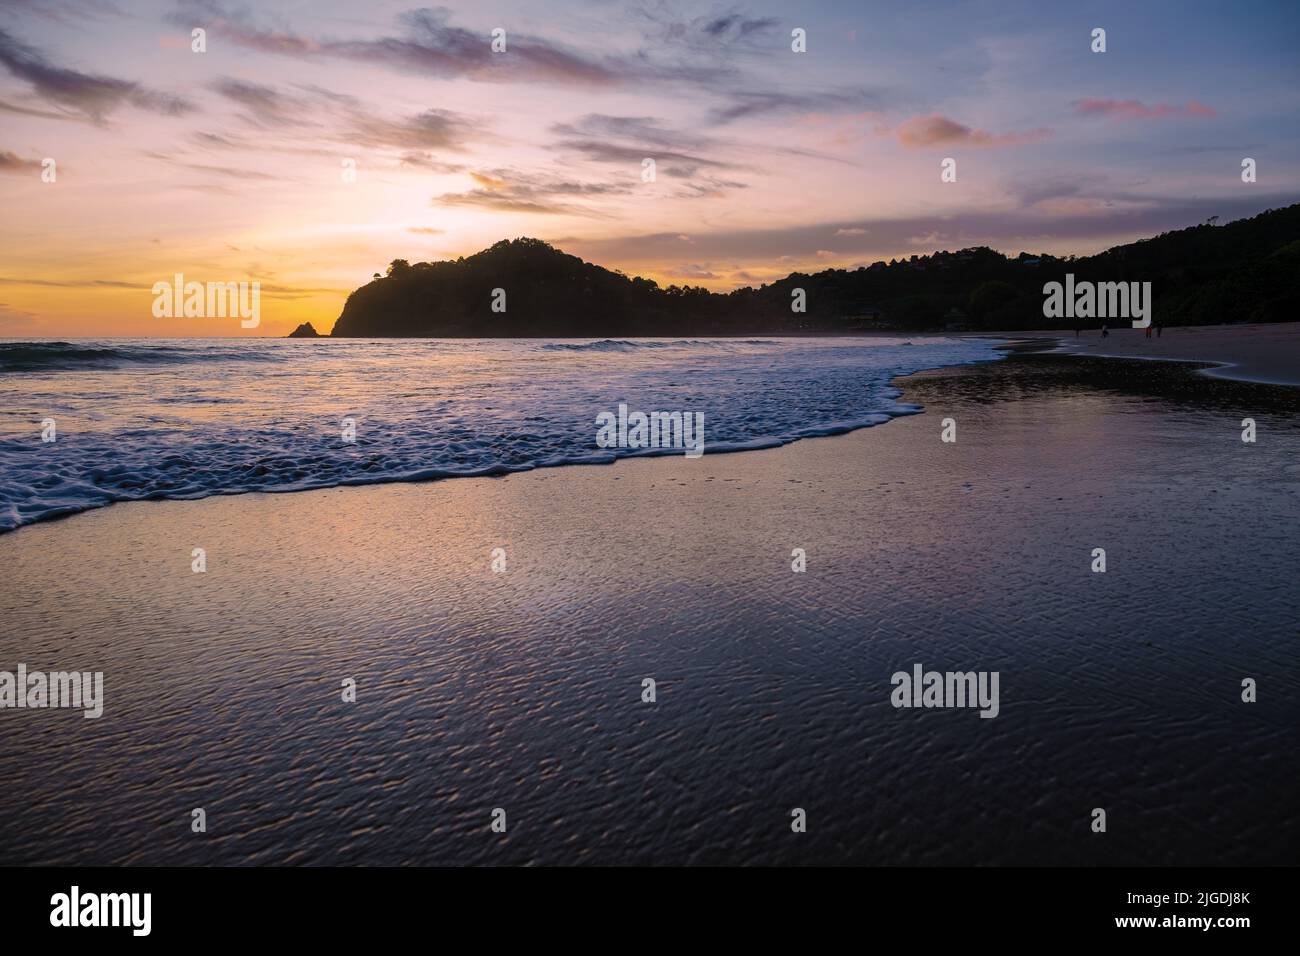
[329,206,1300,336]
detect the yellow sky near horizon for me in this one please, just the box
[3,0,1296,337]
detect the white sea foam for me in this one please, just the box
[0,336,1002,531]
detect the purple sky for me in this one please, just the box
[2,0,1297,334]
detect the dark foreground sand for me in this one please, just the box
[1,347,1297,865]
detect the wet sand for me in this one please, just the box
[1,347,1297,865]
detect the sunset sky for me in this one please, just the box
[2,0,1297,336]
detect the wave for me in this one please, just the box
[0,404,928,534]
[540,339,779,352]
[0,336,1004,532]
[0,342,281,372]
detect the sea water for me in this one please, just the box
[0,336,1002,531]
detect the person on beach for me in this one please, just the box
[1075,324,1081,338]
[1157,321,1163,338]
[1145,322,1153,339]
[1101,324,1109,339]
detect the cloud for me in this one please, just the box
[561,191,1300,270]
[0,97,81,120]
[470,171,509,190]
[552,114,714,151]
[330,8,616,85]
[1072,99,1217,120]
[0,276,139,288]
[205,78,481,161]
[210,77,313,127]
[172,2,687,88]
[707,88,885,124]
[0,301,38,331]
[0,27,194,122]
[434,168,632,216]
[434,192,576,215]
[556,139,731,177]
[674,176,749,199]
[169,0,321,55]
[167,2,874,158]
[347,109,479,151]
[665,263,718,279]
[895,114,1051,148]
[0,150,44,173]
[1002,172,1129,214]
[399,152,467,174]
[3,0,124,23]
[551,114,739,179]
[835,227,868,236]
[634,7,779,53]
[551,112,840,186]
[158,158,282,181]
[176,182,238,195]
[907,231,944,246]
[1007,177,1084,207]
[407,227,445,235]
[1002,171,1221,218]
[701,14,780,41]
[475,171,635,199]
[556,91,889,136]
[192,131,247,149]
[172,0,745,92]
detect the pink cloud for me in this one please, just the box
[895,114,1051,149]
[1073,99,1218,120]
[668,263,717,279]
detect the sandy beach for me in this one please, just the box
[2,344,1297,866]
[1008,321,1300,386]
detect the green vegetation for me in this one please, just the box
[329,204,1300,336]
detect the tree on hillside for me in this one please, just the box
[968,280,1022,323]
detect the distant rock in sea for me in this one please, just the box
[287,322,321,338]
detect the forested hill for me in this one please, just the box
[327,203,1300,336]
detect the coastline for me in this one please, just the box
[2,346,1296,865]
[998,321,1300,387]
[13,323,1297,536]
[0,335,1005,535]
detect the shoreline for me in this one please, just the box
[2,336,1007,536]
[4,332,1295,537]
[14,323,1297,390]
[3,338,1297,865]
[993,321,1300,387]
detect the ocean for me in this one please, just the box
[0,336,1003,532]
[1,347,1297,864]
[2,350,1296,865]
